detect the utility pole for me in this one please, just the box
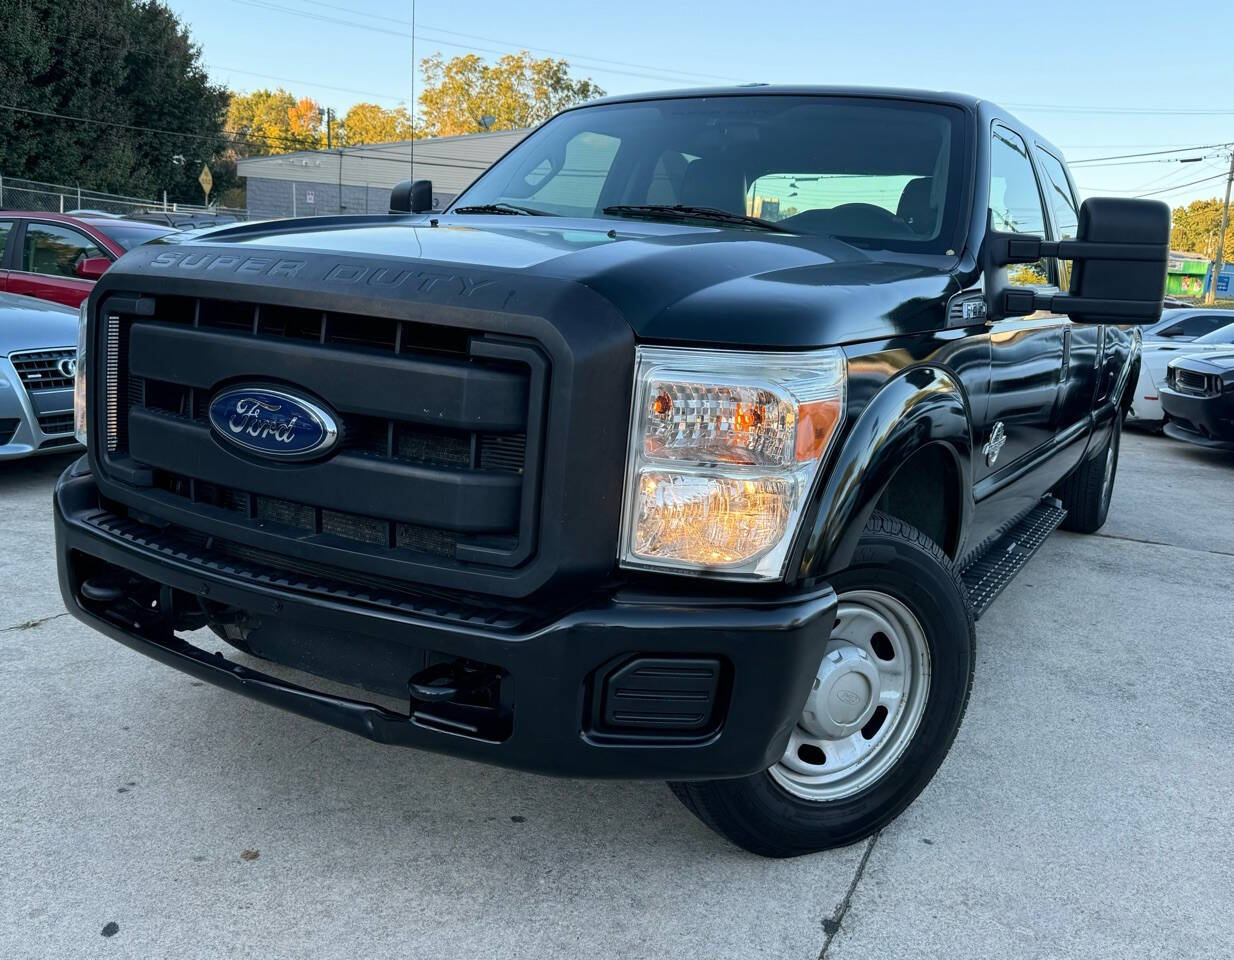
[1206,148,1234,305]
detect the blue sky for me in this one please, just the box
[169,0,1234,208]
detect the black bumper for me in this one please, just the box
[55,461,836,780]
[1160,385,1234,449]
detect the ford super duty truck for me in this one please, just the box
[55,87,1169,857]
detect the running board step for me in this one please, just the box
[961,499,1067,619]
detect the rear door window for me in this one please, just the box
[0,220,13,264]
[1035,148,1080,287]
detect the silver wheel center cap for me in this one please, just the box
[801,643,881,739]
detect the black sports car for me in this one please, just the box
[1160,353,1234,450]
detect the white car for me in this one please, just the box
[1142,307,1234,343]
[1129,322,1234,426]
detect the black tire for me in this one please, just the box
[1056,413,1121,534]
[669,512,975,858]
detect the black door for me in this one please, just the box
[973,125,1066,483]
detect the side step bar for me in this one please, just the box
[960,499,1068,619]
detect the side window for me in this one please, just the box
[1035,149,1080,288]
[519,131,621,216]
[989,126,1051,287]
[22,224,105,278]
[1180,314,1226,337]
[0,221,13,262]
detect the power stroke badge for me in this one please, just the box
[208,386,339,460]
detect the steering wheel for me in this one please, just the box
[781,203,917,239]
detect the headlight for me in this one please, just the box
[74,299,88,446]
[619,346,845,580]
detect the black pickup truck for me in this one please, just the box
[55,87,1169,857]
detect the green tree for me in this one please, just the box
[0,0,229,204]
[1171,197,1234,262]
[418,51,603,138]
[340,102,413,146]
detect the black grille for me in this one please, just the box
[98,295,547,585]
[12,350,75,391]
[0,419,18,445]
[37,412,75,436]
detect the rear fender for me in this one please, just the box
[792,366,973,580]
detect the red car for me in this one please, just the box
[0,212,175,307]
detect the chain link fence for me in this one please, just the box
[0,175,246,219]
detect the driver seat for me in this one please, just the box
[679,157,747,215]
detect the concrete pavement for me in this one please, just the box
[1,433,1231,959]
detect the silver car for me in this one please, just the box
[0,292,81,460]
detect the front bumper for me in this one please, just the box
[55,461,836,780]
[1160,385,1234,449]
[0,356,80,461]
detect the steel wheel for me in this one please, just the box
[770,589,931,802]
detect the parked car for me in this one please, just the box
[1160,352,1234,449]
[1128,322,1234,427]
[1141,307,1234,343]
[0,212,175,307]
[0,291,81,459]
[58,86,1170,858]
[126,211,239,230]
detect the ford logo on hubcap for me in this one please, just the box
[208,386,339,460]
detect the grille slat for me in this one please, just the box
[37,412,75,436]
[11,350,75,391]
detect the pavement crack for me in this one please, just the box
[818,831,879,959]
[1091,531,1234,558]
[2,612,69,633]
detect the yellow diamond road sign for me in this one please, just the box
[198,164,213,198]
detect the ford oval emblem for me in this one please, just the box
[208,386,339,460]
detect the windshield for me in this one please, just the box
[449,95,969,253]
[90,221,178,250]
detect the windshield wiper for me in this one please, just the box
[603,204,792,233]
[452,202,558,216]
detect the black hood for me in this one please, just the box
[145,214,962,348]
[1173,351,1234,383]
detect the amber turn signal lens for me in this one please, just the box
[795,399,842,462]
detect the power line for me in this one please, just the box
[208,64,408,102]
[219,0,724,86]
[0,102,499,168]
[1136,173,1230,198]
[1069,155,1217,169]
[270,0,747,84]
[1068,142,1234,165]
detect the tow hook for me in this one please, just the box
[409,660,500,703]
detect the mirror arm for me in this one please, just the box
[994,287,1165,321]
[991,233,1168,266]
[1033,292,1162,320]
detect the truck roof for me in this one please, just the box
[568,85,1062,160]
[583,84,986,111]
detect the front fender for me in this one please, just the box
[792,366,973,580]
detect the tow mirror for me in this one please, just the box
[983,197,1170,325]
[389,179,434,214]
[74,256,111,280]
